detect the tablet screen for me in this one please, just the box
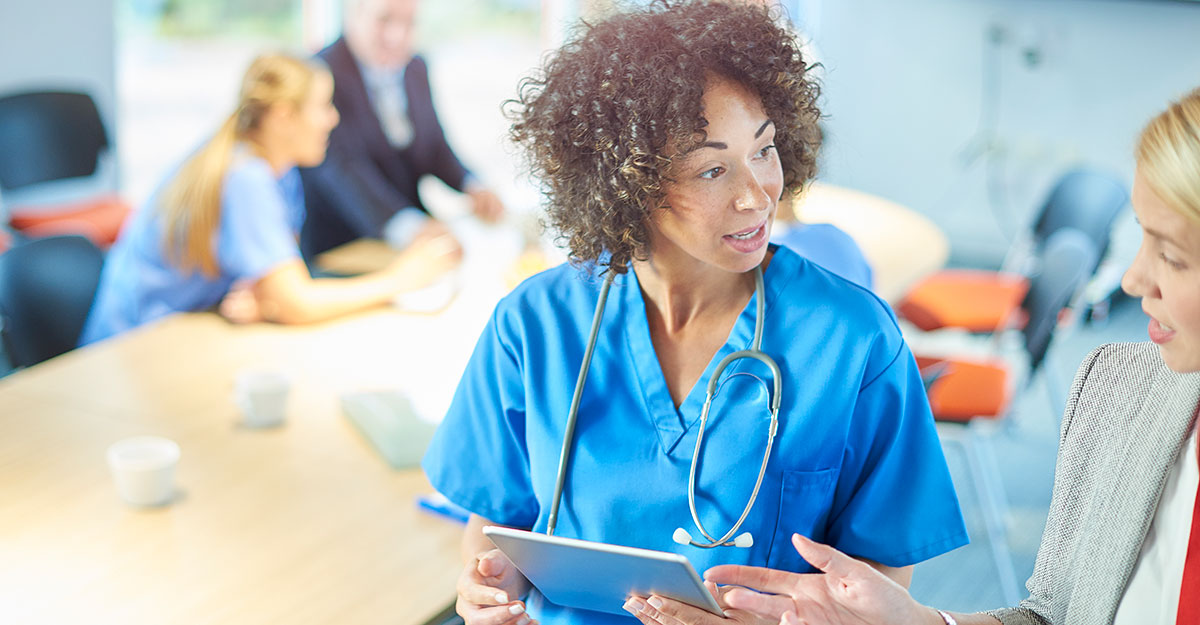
[483,526,723,616]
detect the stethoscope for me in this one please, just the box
[545,264,781,549]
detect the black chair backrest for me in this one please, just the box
[0,235,104,368]
[1031,168,1128,266]
[0,91,110,192]
[1021,228,1098,372]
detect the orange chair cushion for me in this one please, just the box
[898,270,1030,332]
[916,355,1012,422]
[9,195,132,248]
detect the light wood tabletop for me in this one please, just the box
[0,226,529,625]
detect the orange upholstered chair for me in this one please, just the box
[918,228,1098,607]
[7,195,130,247]
[898,169,1126,334]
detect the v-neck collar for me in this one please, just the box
[617,245,794,456]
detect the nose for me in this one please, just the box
[1120,239,1156,299]
[734,167,771,213]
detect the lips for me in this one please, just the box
[723,221,768,254]
[1147,316,1176,344]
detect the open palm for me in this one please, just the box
[704,534,938,625]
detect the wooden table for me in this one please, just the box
[794,182,950,303]
[0,226,527,624]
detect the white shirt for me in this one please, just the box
[1114,424,1198,625]
[360,64,412,149]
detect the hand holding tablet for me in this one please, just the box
[483,526,724,617]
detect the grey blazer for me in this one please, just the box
[989,342,1200,625]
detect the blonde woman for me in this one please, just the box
[703,87,1200,625]
[81,53,458,344]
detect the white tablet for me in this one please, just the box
[482,526,722,616]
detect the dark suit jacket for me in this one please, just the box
[299,38,472,257]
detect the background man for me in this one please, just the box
[300,0,504,258]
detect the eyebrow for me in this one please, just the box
[1143,225,1184,248]
[696,120,774,151]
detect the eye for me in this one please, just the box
[699,166,725,180]
[1160,252,1187,270]
[755,144,776,159]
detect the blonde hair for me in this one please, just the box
[1136,87,1200,224]
[161,53,325,276]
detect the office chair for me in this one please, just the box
[898,168,1126,333]
[0,235,104,369]
[0,90,131,248]
[916,227,1098,606]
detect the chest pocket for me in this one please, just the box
[765,468,838,570]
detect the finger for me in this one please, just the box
[476,550,513,579]
[457,598,530,625]
[721,587,796,617]
[640,595,724,625]
[703,580,725,609]
[458,578,514,607]
[790,533,870,582]
[623,597,671,625]
[704,564,805,596]
[781,610,801,625]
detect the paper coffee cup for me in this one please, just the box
[234,371,290,428]
[106,436,180,507]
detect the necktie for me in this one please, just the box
[1177,427,1200,623]
[373,76,412,149]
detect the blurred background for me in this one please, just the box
[3,0,1200,616]
[6,0,1200,270]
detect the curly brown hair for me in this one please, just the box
[508,0,821,273]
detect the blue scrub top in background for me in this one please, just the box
[772,222,873,291]
[80,151,304,345]
[423,245,967,625]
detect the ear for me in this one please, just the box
[261,101,299,132]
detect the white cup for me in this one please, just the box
[234,370,290,428]
[106,436,180,507]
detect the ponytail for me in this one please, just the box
[161,113,239,276]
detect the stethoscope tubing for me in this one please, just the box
[547,264,780,548]
[546,270,614,537]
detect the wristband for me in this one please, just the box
[936,609,959,625]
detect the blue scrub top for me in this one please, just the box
[80,151,304,344]
[423,245,967,625]
[772,222,873,291]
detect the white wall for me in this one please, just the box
[0,0,118,201]
[810,0,1200,267]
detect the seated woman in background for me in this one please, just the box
[79,53,458,344]
[706,87,1200,625]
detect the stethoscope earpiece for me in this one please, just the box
[672,527,693,546]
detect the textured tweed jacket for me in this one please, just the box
[988,342,1200,625]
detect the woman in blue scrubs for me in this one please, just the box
[422,3,968,625]
[80,54,459,344]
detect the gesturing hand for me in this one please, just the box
[704,534,943,625]
[456,548,536,625]
[466,186,505,223]
[388,220,463,292]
